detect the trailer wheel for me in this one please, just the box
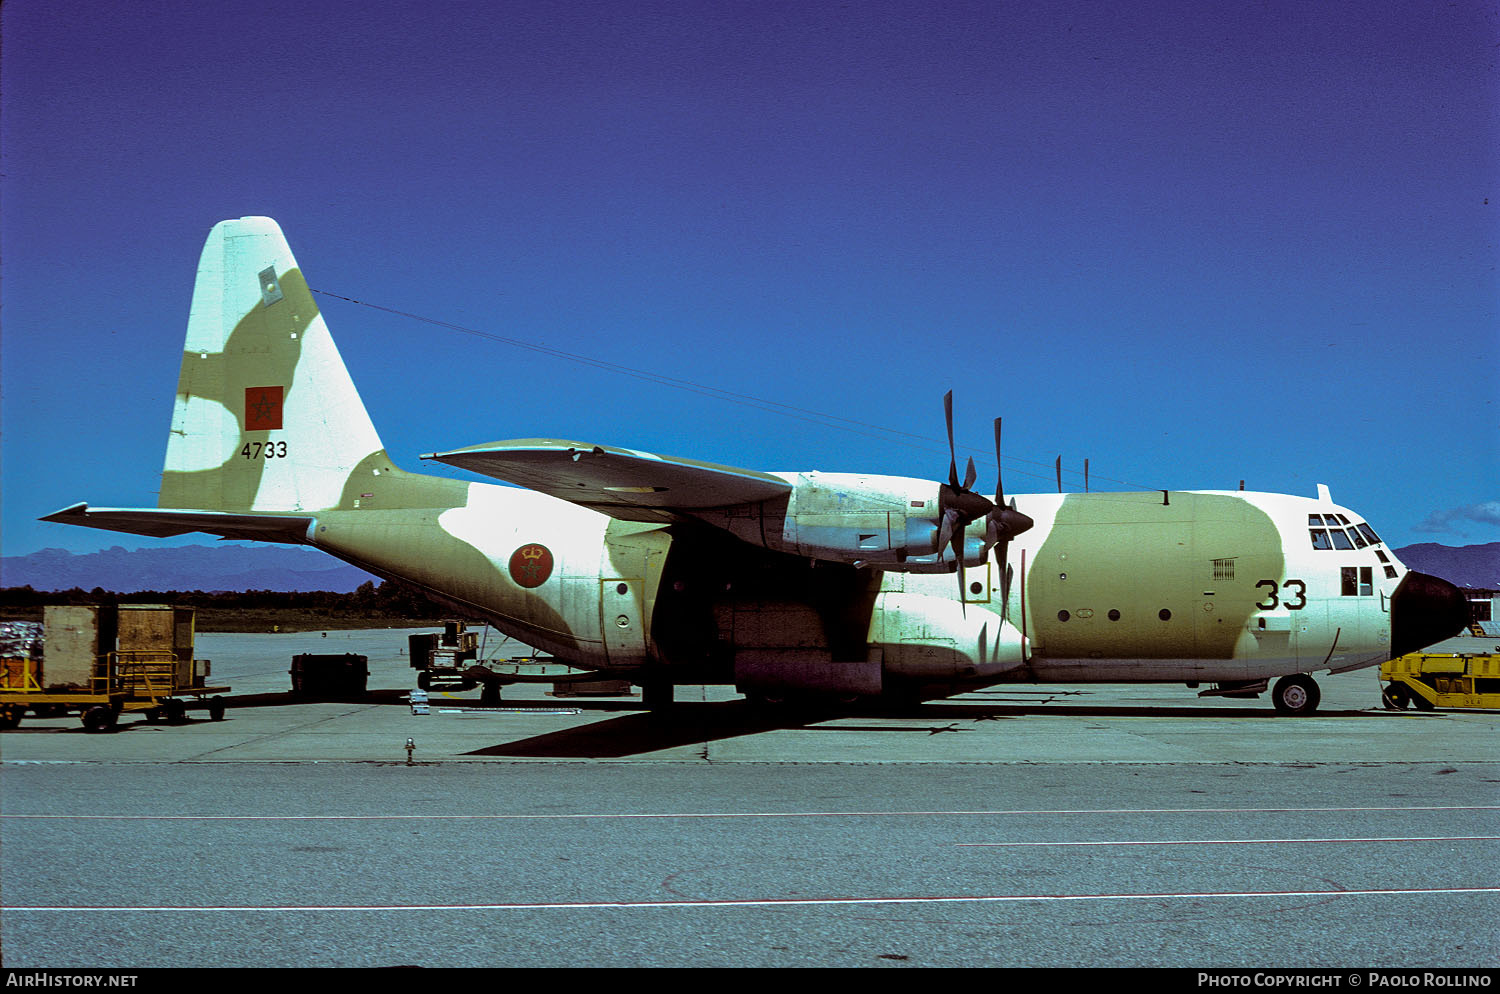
[209,698,226,721]
[1271,674,1320,716]
[0,705,24,730]
[1382,684,1411,710]
[164,699,187,724]
[82,706,117,732]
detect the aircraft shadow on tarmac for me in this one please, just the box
[9,691,1429,742]
[461,696,1409,759]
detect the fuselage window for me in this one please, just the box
[1357,523,1382,546]
[1310,529,1333,550]
[1341,566,1376,596]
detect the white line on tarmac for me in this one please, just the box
[6,886,1498,913]
[2,805,1497,821]
[958,836,1500,847]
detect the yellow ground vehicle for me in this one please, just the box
[1380,649,1500,711]
[0,605,228,732]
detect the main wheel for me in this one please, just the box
[82,706,117,732]
[640,681,674,710]
[1271,674,1321,716]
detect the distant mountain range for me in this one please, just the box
[0,545,379,593]
[1,540,1497,594]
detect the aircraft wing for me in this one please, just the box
[41,504,316,543]
[422,439,792,521]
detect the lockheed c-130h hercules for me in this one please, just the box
[43,217,1470,715]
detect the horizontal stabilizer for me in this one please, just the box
[424,439,791,520]
[41,503,315,543]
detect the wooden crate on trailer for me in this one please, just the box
[41,605,116,689]
[117,604,197,687]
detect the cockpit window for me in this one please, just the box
[1310,516,1383,550]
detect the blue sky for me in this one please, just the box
[3,0,1496,560]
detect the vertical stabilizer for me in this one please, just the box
[160,217,385,512]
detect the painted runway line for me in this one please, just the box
[958,835,1500,847]
[6,886,1498,914]
[3,804,1497,821]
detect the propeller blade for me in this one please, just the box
[943,390,958,488]
[993,418,1005,506]
[1055,455,1062,493]
[963,456,977,491]
[952,521,967,615]
[937,507,958,557]
[1000,558,1013,622]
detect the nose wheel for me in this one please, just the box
[1271,674,1321,716]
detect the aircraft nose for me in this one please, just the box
[1389,570,1470,658]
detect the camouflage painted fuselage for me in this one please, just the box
[45,217,1467,704]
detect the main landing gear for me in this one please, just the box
[1270,673,1321,716]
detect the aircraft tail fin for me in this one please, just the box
[159,217,386,514]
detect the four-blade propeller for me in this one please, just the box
[936,391,1034,610]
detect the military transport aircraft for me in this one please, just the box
[43,217,1470,714]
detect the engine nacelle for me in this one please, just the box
[693,471,989,571]
[729,591,1028,699]
[873,592,1028,682]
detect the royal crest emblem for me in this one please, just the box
[508,543,554,588]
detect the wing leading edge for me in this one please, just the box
[422,439,792,521]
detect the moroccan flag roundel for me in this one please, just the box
[509,544,554,588]
[245,386,284,431]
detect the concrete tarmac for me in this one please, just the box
[2,628,1497,968]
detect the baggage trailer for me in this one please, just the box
[0,605,228,732]
[1381,651,1500,711]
